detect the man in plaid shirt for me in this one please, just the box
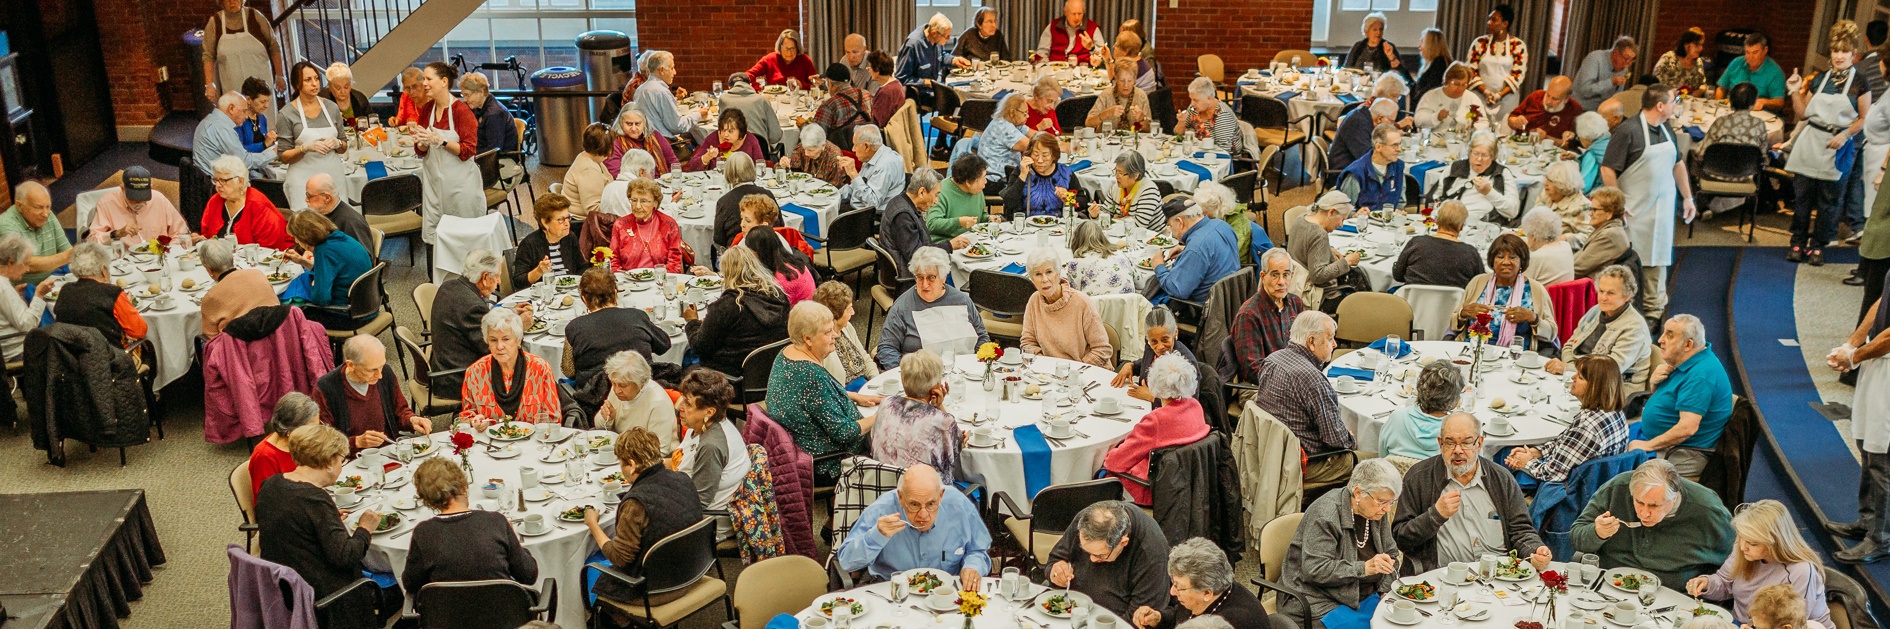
[1254,310,1356,485]
[1231,248,1307,383]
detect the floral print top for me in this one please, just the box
[868,396,962,485]
[1063,252,1138,296]
[765,354,863,479]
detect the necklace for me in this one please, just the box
[1353,517,1371,550]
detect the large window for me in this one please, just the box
[429,0,638,89]
[1311,0,1435,48]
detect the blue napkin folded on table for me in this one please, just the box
[1069,159,1092,172]
[1176,160,1213,183]
[1336,223,1359,233]
[1367,336,1413,358]
[1326,366,1377,381]
[1193,151,1232,160]
[1001,262,1027,275]
[1335,93,1361,105]
[1409,160,1447,184]
[845,376,867,392]
[1275,91,1301,102]
[946,78,976,87]
[363,161,389,180]
[277,273,315,304]
[992,89,1014,102]
[779,203,822,250]
[1013,425,1054,498]
[765,614,800,629]
[1683,126,1706,141]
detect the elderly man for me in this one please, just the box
[430,249,534,399]
[1149,196,1239,303]
[1416,64,1488,131]
[0,236,49,359]
[1289,191,1367,312]
[1507,76,1586,148]
[1,182,72,285]
[1716,32,1788,111]
[194,92,278,176]
[844,34,874,89]
[1231,248,1307,383]
[303,173,373,254]
[1573,37,1638,111]
[1631,314,1734,478]
[1280,458,1402,628]
[1602,85,1697,320]
[316,336,430,451]
[1329,99,1401,171]
[897,13,972,115]
[717,74,783,152]
[881,169,972,281]
[1037,0,1107,66]
[1339,123,1407,210]
[836,464,991,586]
[198,239,277,337]
[89,166,190,247]
[838,125,907,213]
[1255,311,1355,484]
[1393,413,1551,573]
[388,67,430,127]
[1048,500,1171,620]
[1596,97,1628,130]
[1572,458,1733,586]
[813,64,875,152]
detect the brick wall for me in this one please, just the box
[1156,0,1316,101]
[95,0,228,128]
[632,0,801,91]
[1652,0,1810,80]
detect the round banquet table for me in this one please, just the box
[263,130,424,206]
[858,354,1144,510]
[947,217,1158,291]
[1371,564,1729,629]
[349,427,625,629]
[1326,341,1579,458]
[687,89,813,155]
[1062,136,1232,200]
[495,271,724,380]
[653,169,829,264]
[1400,133,1555,219]
[943,60,1112,103]
[1240,74,1356,135]
[84,243,302,390]
[797,573,1124,628]
[1327,219,1502,293]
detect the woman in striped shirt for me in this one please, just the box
[1089,150,1164,232]
[1177,76,1242,156]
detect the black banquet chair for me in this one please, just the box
[404,579,557,628]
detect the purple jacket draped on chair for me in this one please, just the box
[741,406,818,560]
[227,544,320,629]
[204,307,335,443]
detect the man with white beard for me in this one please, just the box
[1391,413,1552,574]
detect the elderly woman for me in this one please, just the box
[1433,131,1521,224]
[595,350,679,453]
[1110,306,1206,405]
[1785,23,1871,267]
[54,243,147,349]
[632,51,709,152]
[1064,219,1137,295]
[605,105,680,178]
[458,308,560,425]
[236,78,274,155]
[1109,31,1163,94]
[322,62,372,124]
[402,456,538,596]
[1377,362,1464,470]
[928,154,997,241]
[871,349,962,482]
[1005,133,1083,218]
[1542,160,1593,236]
[812,281,882,393]
[563,267,670,390]
[1022,248,1115,367]
[459,72,518,157]
[1412,28,1453,102]
[1655,28,1710,92]
[789,124,851,187]
[730,193,812,258]
[275,61,348,212]
[1575,112,1613,193]
[1178,76,1243,155]
[1025,75,1064,134]
[877,247,991,369]
[611,178,703,274]
[1572,187,1632,278]
[581,427,702,590]
[1087,62,1151,132]
[1702,82,1770,154]
[954,7,1010,63]
[1089,151,1163,231]
[1686,500,1831,625]
[1504,354,1630,485]
[981,96,1037,187]
[1105,353,1209,504]
[248,392,317,498]
[685,109,767,172]
[256,424,397,628]
[413,62,487,245]
[1547,265,1652,387]
[674,369,750,537]
[1347,12,1411,81]
[512,195,589,290]
[1522,207,1575,286]
[284,210,371,326]
[746,29,818,88]
[770,301,874,481]
[1132,538,1268,629]
[1394,198,1480,288]
[1280,457,1403,628]
[583,149,648,253]
[715,152,777,249]
[202,154,293,249]
[0,237,48,360]
[684,246,789,376]
[745,224,816,304]
[199,238,278,337]
[1456,233,1558,349]
[1196,180,1270,260]
[562,123,613,220]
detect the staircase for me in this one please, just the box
[268,0,489,93]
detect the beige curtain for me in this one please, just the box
[804,0,916,71]
[991,0,1151,61]
[1563,0,1661,79]
[1435,0,1557,93]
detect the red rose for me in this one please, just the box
[1475,312,1494,327]
[1541,570,1567,590]
[450,431,475,453]
[157,235,173,247]
[719,142,733,151]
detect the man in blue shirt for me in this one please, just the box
[194,91,278,177]
[836,464,991,587]
[1150,196,1239,302]
[838,125,907,213]
[1716,33,1788,112]
[897,13,973,117]
[1630,314,1734,479]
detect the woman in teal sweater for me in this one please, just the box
[1378,361,1464,468]
[286,210,372,327]
[767,300,878,482]
[927,153,998,241]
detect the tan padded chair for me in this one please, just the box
[885,100,925,172]
[731,555,828,629]
[231,460,259,552]
[1273,50,1316,66]
[369,228,385,264]
[1257,512,1303,612]
[395,325,462,417]
[1334,292,1413,346]
[1282,205,1310,248]
[412,283,439,331]
[590,518,729,627]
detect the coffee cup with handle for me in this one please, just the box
[522,513,546,534]
[1050,417,1073,438]
[1096,396,1122,414]
[1612,601,1641,624]
[1393,600,1419,623]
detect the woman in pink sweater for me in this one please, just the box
[1104,353,1210,505]
[1019,249,1115,367]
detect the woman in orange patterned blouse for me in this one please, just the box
[459,308,561,425]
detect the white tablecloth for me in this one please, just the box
[947,218,1158,289]
[1372,565,1726,629]
[797,574,1116,628]
[433,213,515,284]
[1328,220,1502,292]
[495,272,724,379]
[1678,97,1785,155]
[263,134,422,205]
[858,354,1141,509]
[1241,81,1352,135]
[90,244,300,389]
[945,61,1111,103]
[690,90,813,155]
[654,170,827,264]
[1327,341,1578,458]
[1065,138,1232,200]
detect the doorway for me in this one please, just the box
[1,0,117,185]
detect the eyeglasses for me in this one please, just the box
[1439,439,1481,451]
[1359,492,1399,507]
[1261,270,1292,280]
[213,176,239,186]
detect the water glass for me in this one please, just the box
[712,81,723,96]
[1385,334,1403,364]
[1637,584,1657,606]
[1508,336,1525,362]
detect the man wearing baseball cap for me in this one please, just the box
[89,166,190,247]
[1148,195,1239,302]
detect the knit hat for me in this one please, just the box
[823,62,851,83]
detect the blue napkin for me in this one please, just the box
[1367,336,1413,358]
[780,203,822,250]
[1335,93,1361,105]
[1062,89,1075,99]
[765,614,801,629]
[583,550,610,604]
[1001,262,1027,275]
[993,89,1015,102]
[24,284,50,327]
[1069,159,1092,172]
[1321,593,1382,629]
[1013,425,1054,498]
[1326,366,1377,381]
[1193,151,1232,160]
[1176,160,1212,183]
[845,376,867,392]
[277,273,315,304]
[363,569,396,588]
[1275,91,1300,103]
[946,78,976,87]
[364,161,389,180]
[1336,223,1359,233]
[1409,160,1447,185]
[1683,126,1706,142]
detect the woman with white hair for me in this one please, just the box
[322,62,372,124]
[1522,207,1575,285]
[769,301,874,481]
[1025,75,1064,133]
[1178,76,1243,155]
[1541,160,1593,236]
[198,238,278,337]
[1089,150,1164,231]
[1346,12,1410,82]
[1547,265,1652,388]
[684,246,789,376]
[1432,131,1520,224]
[594,350,679,452]
[1132,538,1269,628]
[876,247,991,369]
[632,51,709,153]
[54,242,148,349]
[746,29,818,88]
[714,152,778,249]
[605,105,680,178]
[980,94,1037,183]
[458,308,560,426]
[788,124,851,187]
[1021,248,1114,367]
[870,349,963,484]
[0,235,48,360]
[1574,111,1612,193]
[1105,353,1209,505]
[1193,180,1271,259]
[1378,361,1464,468]
[1063,219,1137,295]
[202,154,294,249]
[1111,306,1200,402]
[1279,457,1403,628]
[1085,61,1151,132]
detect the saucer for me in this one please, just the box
[523,487,553,502]
[489,445,523,459]
[1092,405,1123,416]
[1384,612,1425,626]
[1484,424,1518,437]
[518,523,555,537]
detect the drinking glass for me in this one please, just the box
[1637,584,1657,606]
[1508,336,1525,362]
[1363,62,1375,75]
[1101,120,1115,137]
[1385,334,1403,364]
[890,580,909,618]
[712,80,723,96]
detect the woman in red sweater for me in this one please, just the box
[746,29,819,88]
[413,61,486,245]
[248,392,319,499]
[1104,353,1210,505]
[201,154,295,250]
[611,178,706,274]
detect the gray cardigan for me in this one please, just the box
[1391,455,1543,574]
[1280,486,1398,627]
[1288,218,1351,287]
[1572,219,1629,278]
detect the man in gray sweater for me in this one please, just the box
[717,74,784,154]
[1392,413,1551,574]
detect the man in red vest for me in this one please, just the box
[1036,0,1107,67]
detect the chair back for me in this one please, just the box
[1394,284,1465,343]
[829,456,906,550]
[361,174,425,216]
[1699,143,1763,182]
[1028,477,1125,534]
[180,155,213,229]
[475,149,502,188]
[1272,50,1315,66]
[638,518,719,595]
[342,261,389,320]
[1544,279,1596,346]
[1193,267,1256,371]
[1260,512,1303,583]
[412,580,539,629]
[251,178,292,210]
[732,555,828,629]
[886,100,924,172]
[867,237,913,291]
[1197,54,1227,83]
[1220,170,1259,205]
[75,188,114,239]
[1333,292,1412,345]
[958,99,998,133]
[1700,396,1759,509]
[231,460,257,524]
[1148,88,1178,135]
[1240,94,1290,130]
[412,283,439,330]
[968,269,1036,317]
[740,339,791,406]
[825,207,878,252]
[395,326,435,391]
[1282,206,1310,241]
[1056,95,1099,132]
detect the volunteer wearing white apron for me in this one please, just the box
[414,62,488,245]
[1600,85,1698,320]
[201,0,280,104]
[874,249,991,370]
[1828,278,1890,563]
[1467,7,1528,122]
[276,62,350,212]
[1859,82,1890,220]
[1785,36,1871,265]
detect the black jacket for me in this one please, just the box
[327,200,376,260]
[565,306,672,404]
[23,323,149,464]
[429,277,492,399]
[684,286,788,377]
[509,229,591,290]
[1149,432,1245,563]
[1160,582,1270,629]
[878,192,950,281]
[713,184,781,250]
[1392,455,1544,574]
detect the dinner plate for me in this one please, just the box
[812,594,873,618]
[1452,602,1492,621]
[370,513,406,536]
[1604,567,1659,593]
[1389,580,1439,604]
[489,444,523,459]
[523,487,553,502]
[1034,590,1092,618]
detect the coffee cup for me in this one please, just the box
[1490,415,1513,433]
[1093,614,1119,629]
[333,486,358,506]
[155,294,174,309]
[1050,417,1073,438]
[1564,611,1588,629]
[602,480,623,495]
[522,513,546,533]
[548,318,569,335]
[519,466,540,489]
[1446,562,1470,583]
[1336,375,1357,393]
[1393,600,1419,623]
[1612,601,1641,624]
[929,592,956,611]
[1518,352,1545,369]
[971,426,995,447]
[1096,396,1122,414]
[880,379,903,396]
[804,615,829,629]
